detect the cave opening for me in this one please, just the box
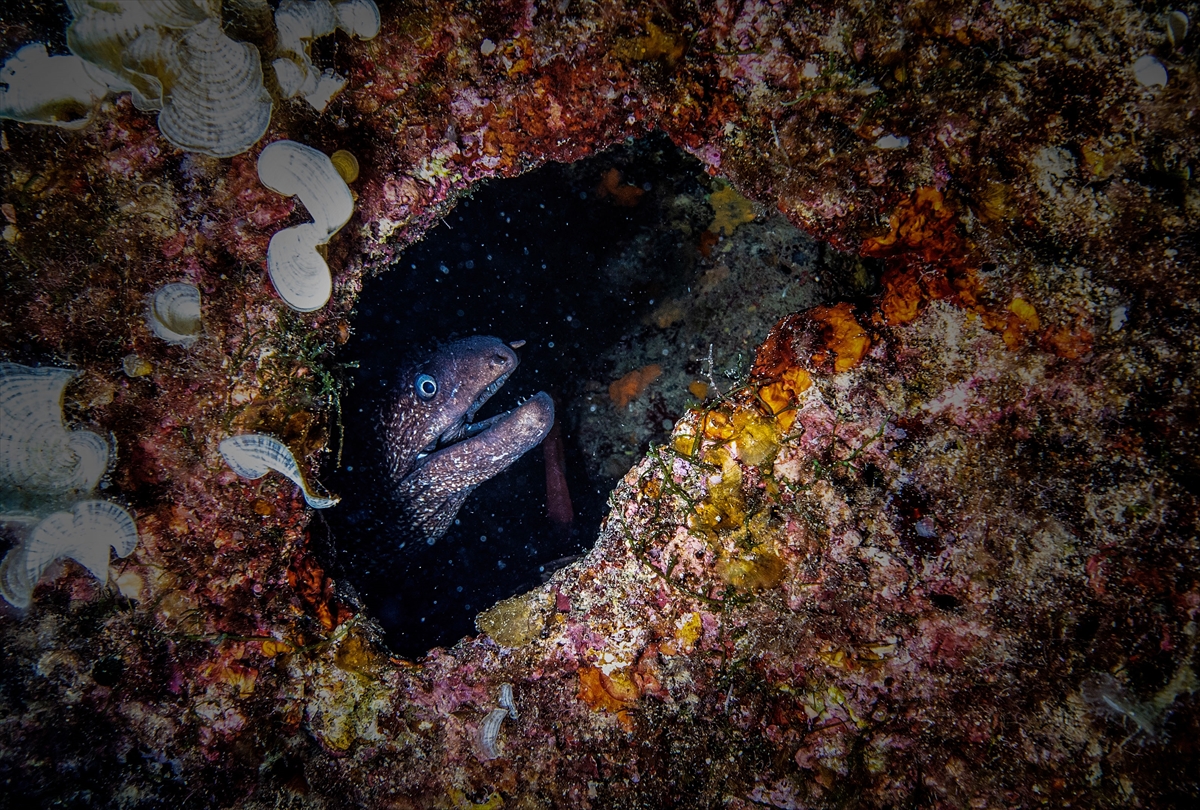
[321,132,850,656]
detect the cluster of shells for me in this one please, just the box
[1,0,380,157]
[0,364,137,609]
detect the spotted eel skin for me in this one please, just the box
[376,336,554,544]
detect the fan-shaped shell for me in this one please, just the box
[258,139,354,235]
[157,18,273,158]
[479,707,509,760]
[333,0,381,39]
[219,433,339,509]
[66,1,164,110]
[0,363,109,509]
[148,282,203,345]
[266,222,334,312]
[143,0,219,29]
[0,44,113,129]
[257,140,354,311]
[0,500,137,608]
[271,0,377,109]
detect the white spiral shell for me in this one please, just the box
[219,433,339,509]
[148,282,203,345]
[157,18,274,158]
[0,363,109,510]
[0,43,114,130]
[257,140,354,312]
[0,500,138,609]
[479,707,509,761]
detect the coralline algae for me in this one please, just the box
[0,1,1197,807]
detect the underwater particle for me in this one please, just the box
[1167,11,1189,47]
[218,433,339,509]
[706,183,756,237]
[0,363,110,509]
[0,43,113,130]
[498,682,517,719]
[147,282,202,346]
[609,364,662,408]
[475,589,550,647]
[157,18,274,157]
[257,139,354,311]
[0,500,138,609]
[329,149,360,183]
[479,707,509,760]
[873,134,909,149]
[122,354,153,378]
[1132,55,1168,88]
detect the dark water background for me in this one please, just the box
[321,135,709,656]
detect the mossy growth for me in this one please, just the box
[476,589,551,647]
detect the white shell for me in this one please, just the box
[1167,11,1189,48]
[219,433,339,509]
[272,0,379,110]
[1132,55,1168,88]
[157,18,274,158]
[0,43,113,129]
[258,140,354,234]
[273,0,339,105]
[143,0,219,29]
[257,140,354,311]
[266,222,334,312]
[148,282,202,345]
[333,0,381,39]
[479,707,509,760]
[66,1,168,111]
[0,500,137,609]
[498,682,517,719]
[0,363,109,509]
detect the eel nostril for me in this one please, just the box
[493,353,511,366]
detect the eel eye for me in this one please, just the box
[415,373,438,399]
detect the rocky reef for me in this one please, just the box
[1,1,1197,807]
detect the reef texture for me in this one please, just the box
[1,1,1199,807]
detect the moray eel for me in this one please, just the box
[377,336,554,545]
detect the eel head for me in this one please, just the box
[381,336,554,543]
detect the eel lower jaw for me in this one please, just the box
[411,392,554,473]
